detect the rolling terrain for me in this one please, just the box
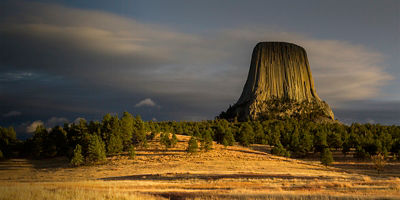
[0,134,399,200]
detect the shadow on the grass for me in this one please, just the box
[0,158,70,171]
[100,173,333,181]
[148,191,397,200]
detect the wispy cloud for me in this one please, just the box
[135,98,158,107]
[26,120,43,133]
[24,117,69,133]
[73,117,86,124]
[3,110,21,117]
[46,117,69,127]
[0,1,393,122]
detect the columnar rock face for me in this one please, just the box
[220,42,334,121]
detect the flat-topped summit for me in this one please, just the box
[220,42,334,121]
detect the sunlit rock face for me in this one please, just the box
[220,42,334,121]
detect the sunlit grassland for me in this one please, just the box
[0,135,399,199]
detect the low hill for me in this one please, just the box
[0,134,399,200]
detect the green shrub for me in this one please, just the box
[371,153,386,174]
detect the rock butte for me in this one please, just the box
[220,42,334,121]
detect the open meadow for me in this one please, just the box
[0,134,399,200]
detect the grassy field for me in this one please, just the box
[0,134,399,199]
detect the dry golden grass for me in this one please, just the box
[0,134,399,199]
[0,182,166,200]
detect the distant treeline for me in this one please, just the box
[1,112,400,165]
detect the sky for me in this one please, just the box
[0,0,399,138]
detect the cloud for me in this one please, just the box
[74,117,86,124]
[330,100,400,125]
[26,120,43,133]
[0,1,394,122]
[23,117,69,134]
[135,98,157,107]
[218,29,393,104]
[46,117,69,127]
[3,110,21,117]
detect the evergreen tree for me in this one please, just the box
[31,125,48,158]
[132,116,147,147]
[327,131,343,150]
[107,133,123,155]
[222,138,229,148]
[269,126,281,147]
[70,144,84,167]
[223,129,235,146]
[314,129,328,153]
[128,144,136,159]
[0,126,17,158]
[193,126,202,138]
[120,112,134,149]
[160,132,171,150]
[47,126,68,157]
[298,129,313,157]
[187,136,198,153]
[201,129,213,151]
[271,142,290,157]
[253,121,265,144]
[171,132,178,147]
[238,122,254,147]
[320,148,334,166]
[87,135,106,163]
[289,129,301,154]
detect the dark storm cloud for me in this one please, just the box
[334,100,400,125]
[0,1,396,136]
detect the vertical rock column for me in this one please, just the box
[221,42,334,121]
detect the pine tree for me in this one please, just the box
[128,145,136,159]
[222,138,229,148]
[254,122,265,144]
[171,133,178,147]
[160,132,171,150]
[201,129,213,151]
[238,122,254,147]
[31,125,48,158]
[320,148,334,167]
[271,142,290,157]
[289,129,301,156]
[314,129,328,153]
[187,136,198,153]
[299,129,313,157]
[87,135,106,163]
[215,124,225,144]
[107,133,123,155]
[120,112,134,149]
[132,116,147,147]
[70,144,84,167]
[223,129,235,146]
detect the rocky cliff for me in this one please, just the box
[220,42,334,121]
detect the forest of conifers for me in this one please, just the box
[1,111,400,165]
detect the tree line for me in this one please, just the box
[1,112,399,166]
